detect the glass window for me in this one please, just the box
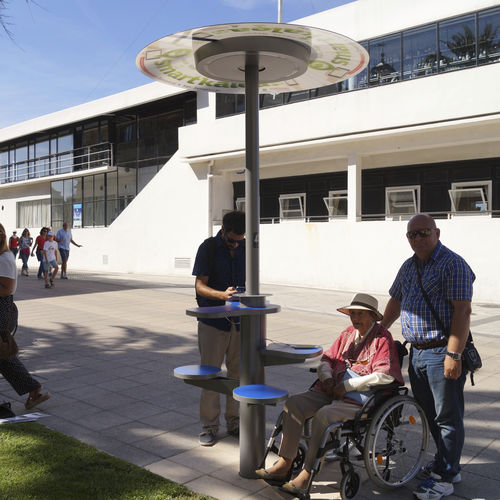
[285,90,310,104]
[369,33,401,86]
[235,197,245,212]
[350,41,369,89]
[260,93,284,108]
[216,94,245,117]
[106,171,117,199]
[51,181,64,204]
[118,167,136,198]
[94,200,105,226]
[106,199,119,226]
[385,186,420,218]
[279,193,306,220]
[73,177,83,203]
[94,174,105,201]
[478,7,500,65]
[137,162,158,193]
[138,116,157,159]
[448,181,491,213]
[82,121,99,146]
[323,190,348,218]
[83,176,94,227]
[403,24,437,80]
[1,148,10,167]
[63,179,73,203]
[16,199,51,228]
[35,138,50,158]
[438,14,476,71]
[58,134,73,153]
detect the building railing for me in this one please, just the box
[0,142,113,185]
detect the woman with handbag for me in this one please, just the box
[0,223,50,410]
[19,228,32,277]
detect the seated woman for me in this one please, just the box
[255,293,403,497]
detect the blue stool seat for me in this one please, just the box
[174,365,222,380]
[233,384,288,405]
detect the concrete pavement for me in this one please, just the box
[1,270,499,500]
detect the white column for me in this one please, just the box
[347,156,361,222]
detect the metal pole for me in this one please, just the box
[245,54,260,296]
[239,53,265,478]
[278,0,283,23]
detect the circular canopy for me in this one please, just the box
[136,22,368,94]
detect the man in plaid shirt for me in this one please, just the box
[382,214,475,500]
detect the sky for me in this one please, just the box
[0,0,355,128]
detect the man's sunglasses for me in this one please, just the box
[406,228,435,239]
[225,235,244,244]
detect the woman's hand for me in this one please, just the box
[332,382,347,400]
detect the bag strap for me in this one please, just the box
[413,257,448,336]
[414,257,475,383]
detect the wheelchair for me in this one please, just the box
[259,378,429,500]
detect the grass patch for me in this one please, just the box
[0,422,213,500]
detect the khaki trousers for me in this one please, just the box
[198,321,240,432]
[280,389,360,471]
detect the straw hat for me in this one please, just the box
[337,293,383,321]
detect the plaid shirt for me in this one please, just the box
[389,241,475,344]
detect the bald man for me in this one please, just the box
[381,214,475,500]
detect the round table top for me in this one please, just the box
[233,384,288,404]
[136,22,368,94]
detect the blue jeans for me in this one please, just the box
[20,252,29,270]
[409,345,466,482]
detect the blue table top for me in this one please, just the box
[186,302,280,318]
[233,384,288,404]
[174,365,222,380]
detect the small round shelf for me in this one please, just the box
[174,365,222,380]
[233,384,288,405]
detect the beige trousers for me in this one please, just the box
[198,321,240,432]
[279,389,360,471]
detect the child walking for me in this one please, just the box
[43,231,59,288]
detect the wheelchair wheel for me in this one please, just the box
[363,395,428,489]
[340,471,360,500]
[291,440,307,473]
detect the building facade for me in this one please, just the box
[1,0,499,301]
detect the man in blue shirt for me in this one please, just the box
[55,222,82,279]
[192,210,245,446]
[382,214,475,500]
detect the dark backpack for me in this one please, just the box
[195,237,218,306]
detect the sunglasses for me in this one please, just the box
[406,228,435,240]
[225,235,244,245]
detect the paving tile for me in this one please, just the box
[145,459,204,484]
[185,475,250,500]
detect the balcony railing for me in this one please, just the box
[0,142,113,185]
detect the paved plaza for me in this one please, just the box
[1,271,499,500]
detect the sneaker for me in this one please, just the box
[50,279,54,287]
[45,284,51,289]
[199,430,216,446]
[62,275,68,279]
[413,478,454,500]
[419,461,462,483]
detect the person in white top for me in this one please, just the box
[55,222,82,279]
[0,222,50,410]
[43,231,59,289]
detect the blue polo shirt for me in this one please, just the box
[192,230,245,331]
[389,241,475,344]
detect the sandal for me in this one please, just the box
[25,392,51,410]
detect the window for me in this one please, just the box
[235,197,245,212]
[478,7,500,65]
[16,199,51,228]
[279,193,306,220]
[438,14,476,71]
[323,190,348,218]
[385,186,420,218]
[448,181,491,213]
[369,33,401,85]
[403,24,438,79]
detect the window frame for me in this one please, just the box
[385,185,420,218]
[235,197,246,212]
[448,180,492,214]
[279,193,306,220]
[323,190,348,219]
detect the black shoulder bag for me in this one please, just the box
[414,258,482,385]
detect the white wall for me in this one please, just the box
[66,152,209,276]
[259,217,498,303]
